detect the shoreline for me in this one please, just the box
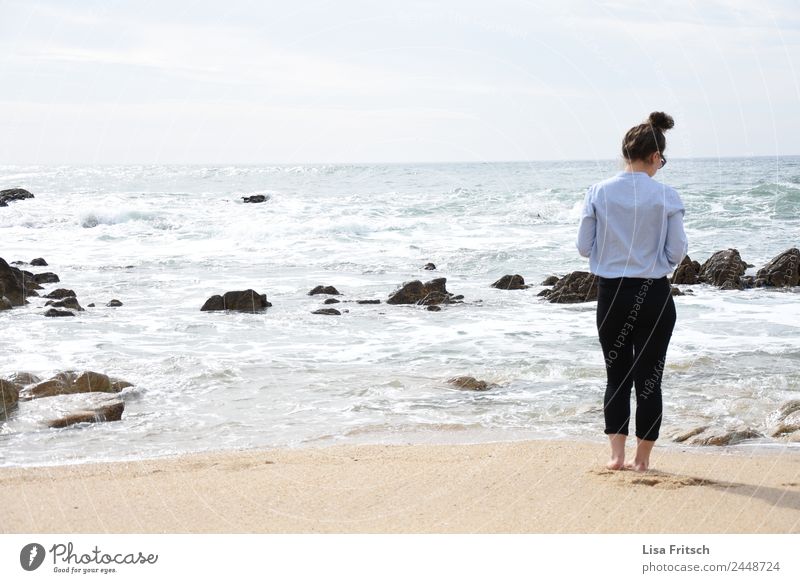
[2,437,799,533]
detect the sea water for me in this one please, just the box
[1,158,799,466]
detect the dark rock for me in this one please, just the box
[670,286,684,296]
[427,305,441,311]
[110,378,134,392]
[686,426,763,446]
[447,376,492,391]
[21,371,121,400]
[698,249,747,289]
[491,274,529,290]
[323,298,341,304]
[539,271,598,303]
[755,248,800,287]
[106,299,123,307]
[308,285,340,296]
[312,308,341,315]
[201,289,272,312]
[45,288,76,299]
[0,188,34,207]
[242,194,269,203]
[0,379,21,419]
[0,257,28,306]
[541,275,560,286]
[87,303,95,307]
[6,372,41,386]
[46,297,84,311]
[452,295,464,300]
[30,257,48,266]
[43,395,125,429]
[387,277,459,305]
[671,255,701,285]
[44,308,74,317]
[356,299,381,304]
[0,296,12,311]
[770,409,800,438]
[21,272,42,290]
[776,399,800,419]
[423,262,436,270]
[33,272,60,284]
[668,426,710,443]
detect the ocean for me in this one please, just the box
[1,157,799,466]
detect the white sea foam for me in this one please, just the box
[1,158,799,466]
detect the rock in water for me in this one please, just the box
[6,372,41,386]
[685,426,763,446]
[45,297,84,311]
[30,257,48,266]
[44,308,74,317]
[33,272,60,284]
[308,285,340,296]
[242,194,268,203]
[541,275,560,286]
[106,299,123,307]
[423,262,436,270]
[312,308,341,315]
[538,271,598,303]
[755,248,800,287]
[0,379,21,419]
[698,249,747,289]
[201,289,272,312]
[45,288,76,299]
[387,277,460,305]
[0,188,34,207]
[0,296,12,311]
[491,274,529,290]
[33,393,125,429]
[447,376,492,391]
[21,371,123,400]
[671,255,701,284]
[0,257,29,306]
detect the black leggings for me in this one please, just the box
[596,276,676,441]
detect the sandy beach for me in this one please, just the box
[1,438,799,534]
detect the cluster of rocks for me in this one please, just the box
[200,275,466,316]
[1,370,132,429]
[665,399,800,446]
[533,247,800,303]
[1,257,123,316]
[672,247,800,290]
[0,188,34,207]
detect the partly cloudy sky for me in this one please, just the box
[1,0,798,163]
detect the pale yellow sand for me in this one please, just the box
[1,439,799,533]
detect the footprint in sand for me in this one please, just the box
[589,468,720,490]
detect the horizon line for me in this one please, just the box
[1,154,798,167]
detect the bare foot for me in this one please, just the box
[606,457,625,470]
[627,438,655,472]
[606,433,627,470]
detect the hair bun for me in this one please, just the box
[648,111,674,131]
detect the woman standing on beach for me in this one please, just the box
[576,112,688,472]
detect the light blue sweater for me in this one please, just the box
[576,171,688,279]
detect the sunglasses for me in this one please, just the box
[659,155,667,168]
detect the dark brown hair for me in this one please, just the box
[622,112,674,162]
